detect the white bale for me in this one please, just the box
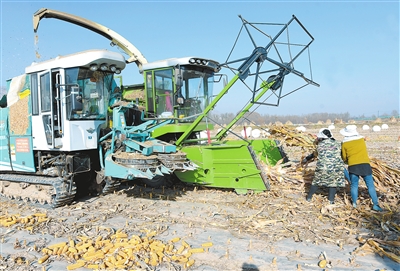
[362,125,370,130]
[251,129,261,138]
[241,127,252,138]
[197,130,208,144]
[296,126,306,132]
[372,125,381,132]
[328,124,335,130]
[381,124,389,130]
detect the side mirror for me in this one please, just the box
[175,67,183,87]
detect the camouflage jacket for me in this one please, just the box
[312,139,346,187]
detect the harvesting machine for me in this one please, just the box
[0,9,319,208]
[0,49,197,207]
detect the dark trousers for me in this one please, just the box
[307,185,336,202]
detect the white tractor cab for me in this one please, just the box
[25,49,125,151]
[0,49,126,206]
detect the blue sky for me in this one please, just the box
[1,1,399,117]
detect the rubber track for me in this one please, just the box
[102,178,121,195]
[247,146,271,190]
[0,173,76,208]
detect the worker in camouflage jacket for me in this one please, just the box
[303,128,346,204]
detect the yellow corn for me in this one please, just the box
[108,255,117,265]
[113,242,129,248]
[125,248,134,260]
[42,248,52,255]
[177,245,185,254]
[48,242,66,250]
[86,264,99,269]
[77,236,89,242]
[129,235,141,243]
[156,251,165,258]
[69,239,75,248]
[170,237,180,243]
[83,251,105,261]
[38,255,49,264]
[146,231,157,238]
[104,261,115,268]
[178,257,188,263]
[52,247,59,255]
[118,250,128,259]
[189,248,204,253]
[68,247,78,254]
[115,232,128,238]
[186,259,195,268]
[150,259,158,267]
[115,258,127,266]
[37,217,48,223]
[33,213,47,217]
[76,242,92,251]
[3,220,16,227]
[182,240,190,248]
[201,242,213,247]
[60,245,68,255]
[66,260,86,270]
[166,244,173,252]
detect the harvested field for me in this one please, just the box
[0,121,399,271]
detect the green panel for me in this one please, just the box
[225,139,283,165]
[176,142,267,193]
[151,123,213,138]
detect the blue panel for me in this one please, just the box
[9,136,35,172]
[0,108,12,170]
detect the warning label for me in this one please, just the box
[15,138,30,153]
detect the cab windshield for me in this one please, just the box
[177,66,214,122]
[65,68,113,120]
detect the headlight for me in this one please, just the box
[100,63,108,71]
[189,58,196,64]
[110,65,117,72]
[115,69,121,74]
[89,64,98,71]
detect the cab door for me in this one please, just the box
[38,71,54,148]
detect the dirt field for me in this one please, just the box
[0,121,399,271]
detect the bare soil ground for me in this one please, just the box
[0,121,399,271]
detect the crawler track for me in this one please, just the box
[0,173,76,208]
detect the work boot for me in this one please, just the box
[352,203,357,208]
[372,205,383,212]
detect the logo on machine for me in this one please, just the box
[86,128,95,134]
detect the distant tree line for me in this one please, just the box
[209,110,399,125]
